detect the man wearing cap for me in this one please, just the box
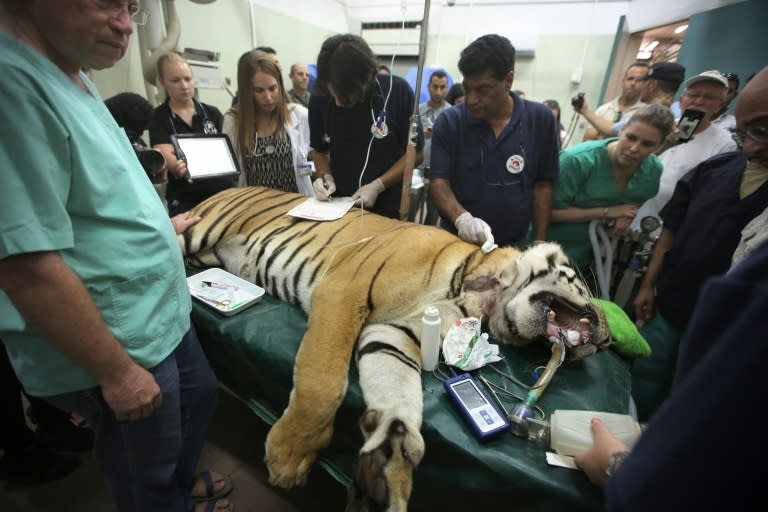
[575,62,686,138]
[630,70,737,229]
[712,72,740,132]
[629,67,768,421]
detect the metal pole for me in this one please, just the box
[399,0,432,220]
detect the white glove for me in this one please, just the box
[312,175,336,200]
[455,212,493,246]
[351,178,385,208]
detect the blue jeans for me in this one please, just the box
[43,326,219,512]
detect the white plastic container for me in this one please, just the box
[420,307,442,371]
[550,410,642,457]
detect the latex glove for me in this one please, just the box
[312,174,336,200]
[455,212,492,245]
[352,178,385,208]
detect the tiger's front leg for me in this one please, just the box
[265,287,369,489]
[346,323,425,512]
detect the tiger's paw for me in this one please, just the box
[264,415,334,488]
[346,410,424,512]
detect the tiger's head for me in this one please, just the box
[463,242,609,360]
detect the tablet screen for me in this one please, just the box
[171,134,240,180]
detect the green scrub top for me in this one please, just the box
[547,139,662,268]
[0,31,191,396]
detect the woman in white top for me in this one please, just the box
[223,51,313,195]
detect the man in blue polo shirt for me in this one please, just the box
[309,34,424,219]
[430,34,560,247]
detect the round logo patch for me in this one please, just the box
[506,155,525,174]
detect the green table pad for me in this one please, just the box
[191,292,629,511]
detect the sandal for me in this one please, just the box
[196,498,234,512]
[191,470,234,503]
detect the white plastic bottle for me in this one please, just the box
[421,306,441,371]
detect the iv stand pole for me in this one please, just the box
[399,0,432,220]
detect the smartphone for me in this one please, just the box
[677,109,706,143]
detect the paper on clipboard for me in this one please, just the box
[286,197,355,221]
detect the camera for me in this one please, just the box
[571,92,585,110]
[132,142,166,184]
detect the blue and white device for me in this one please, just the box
[444,373,509,440]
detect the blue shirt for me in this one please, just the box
[656,152,768,330]
[309,74,424,219]
[0,31,191,396]
[431,93,560,245]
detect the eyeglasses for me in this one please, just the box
[731,126,768,149]
[683,90,724,103]
[103,2,149,26]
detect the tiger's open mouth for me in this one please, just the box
[531,292,596,348]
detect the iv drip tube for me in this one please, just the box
[399,0,432,220]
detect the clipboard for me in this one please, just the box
[171,134,241,180]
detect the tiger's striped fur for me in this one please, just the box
[181,186,609,512]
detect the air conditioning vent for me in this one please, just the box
[361,20,422,56]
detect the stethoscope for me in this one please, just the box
[168,98,217,135]
[323,75,391,145]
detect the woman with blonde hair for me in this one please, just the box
[149,52,233,216]
[223,51,312,195]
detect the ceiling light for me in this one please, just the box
[644,40,659,52]
[674,25,688,34]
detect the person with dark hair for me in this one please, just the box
[419,70,450,173]
[543,99,568,149]
[582,62,649,142]
[576,61,685,138]
[445,83,465,105]
[429,34,560,247]
[377,64,391,75]
[309,34,424,219]
[105,92,153,146]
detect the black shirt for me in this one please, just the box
[309,74,424,218]
[149,99,234,208]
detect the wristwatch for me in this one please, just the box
[605,450,630,478]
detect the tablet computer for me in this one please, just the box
[171,134,241,180]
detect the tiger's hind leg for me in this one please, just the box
[265,285,369,489]
[346,323,425,512]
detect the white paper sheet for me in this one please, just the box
[286,197,355,221]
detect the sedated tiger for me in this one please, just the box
[180,186,609,512]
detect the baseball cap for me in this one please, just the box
[683,70,729,90]
[638,62,686,84]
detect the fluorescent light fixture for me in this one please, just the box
[674,24,688,34]
[644,40,659,52]
[636,51,653,60]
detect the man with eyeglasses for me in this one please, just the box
[582,62,649,142]
[429,34,560,247]
[630,70,737,230]
[711,72,740,132]
[630,67,768,422]
[0,2,232,511]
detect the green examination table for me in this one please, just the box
[191,293,630,511]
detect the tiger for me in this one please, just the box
[180,186,610,512]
